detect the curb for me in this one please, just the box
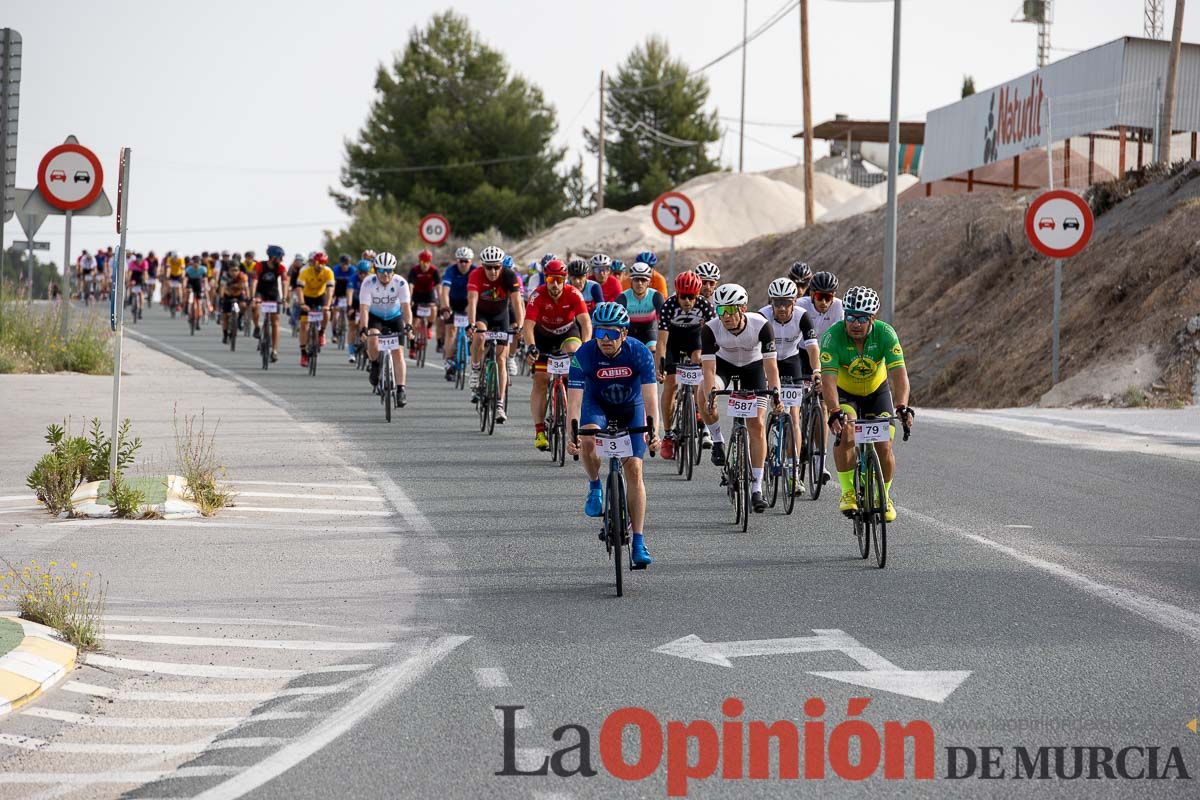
[0,617,77,718]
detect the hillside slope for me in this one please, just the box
[681,163,1200,408]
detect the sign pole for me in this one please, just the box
[881,0,902,325]
[668,236,676,285]
[109,148,131,481]
[61,210,72,337]
[25,219,33,296]
[1052,259,1061,385]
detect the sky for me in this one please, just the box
[3,0,1196,262]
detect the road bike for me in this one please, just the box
[129,284,144,324]
[369,331,402,423]
[573,417,654,598]
[710,384,778,533]
[766,379,802,515]
[450,314,470,390]
[410,306,433,368]
[223,299,242,352]
[331,299,348,351]
[836,414,911,569]
[188,290,203,336]
[304,309,323,376]
[669,358,704,481]
[258,301,278,370]
[475,330,507,435]
[543,352,571,467]
[797,378,828,500]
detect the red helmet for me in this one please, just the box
[674,270,702,295]
[543,259,567,278]
[418,249,433,263]
[313,251,329,265]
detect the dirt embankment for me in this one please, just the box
[680,163,1200,408]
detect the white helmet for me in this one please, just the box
[629,262,653,279]
[694,261,721,281]
[479,245,505,265]
[712,283,748,306]
[842,286,880,316]
[373,252,398,271]
[455,246,474,261]
[590,253,612,269]
[768,277,799,299]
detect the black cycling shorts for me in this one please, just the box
[220,295,245,314]
[477,309,511,333]
[837,383,893,419]
[712,355,768,392]
[533,323,582,366]
[368,313,406,339]
[187,278,204,296]
[777,354,812,383]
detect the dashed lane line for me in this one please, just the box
[63,680,356,703]
[0,767,241,785]
[102,614,341,629]
[22,708,309,727]
[102,634,393,651]
[0,733,288,754]
[226,480,376,490]
[84,654,374,679]
[234,491,385,502]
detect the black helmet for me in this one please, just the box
[567,258,589,277]
[810,271,838,293]
[788,261,813,282]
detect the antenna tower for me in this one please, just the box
[1145,0,1165,38]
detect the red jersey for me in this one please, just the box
[467,267,521,316]
[600,274,623,303]
[408,265,441,297]
[527,284,587,335]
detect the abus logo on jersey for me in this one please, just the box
[597,366,633,379]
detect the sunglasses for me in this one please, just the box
[845,314,871,324]
[631,277,650,284]
[483,265,501,271]
[545,275,565,285]
[771,298,794,306]
[457,259,471,264]
[593,327,624,341]
[813,292,835,302]
[701,280,718,288]
[716,305,741,317]
[678,294,697,301]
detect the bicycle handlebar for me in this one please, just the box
[570,417,656,461]
[832,413,913,446]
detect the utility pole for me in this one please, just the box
[881,0,902,325]
[597,70,606,210]
[799,0,815,225]
[739,0,748,172]
[1159,0,1186,163]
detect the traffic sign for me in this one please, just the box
[12,240,47,250]
[1024,189,1093,259]
[37,140,104,211]
[651,191,695,237]
[13,188,44,239]
[419,213,450,246]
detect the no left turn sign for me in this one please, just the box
[1024,190,1094,259]
[419,213,450,246]
[651,191,695,237]
[37,142,104,211]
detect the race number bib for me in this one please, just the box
[170,279,182,287]
[307,310,324,323]
[484,330,509,342]
[595,434,634,459]
[416,306,432,318]
[547,355,571,375]
[336,297,348,308]
[675,365,702,386]
[260,302,278,314]
[781,386,803,408]
[378,335,401,352]
[130,285,142,294]
[727,393,759,418]
[853,419,891,444]
[454,314,469,328]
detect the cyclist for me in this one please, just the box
[287,253,305,330]
[220,258,249,343]
[797,270,844,338]
[252,245,286,361]
[787,260,813,297]
[655,270,715,460]
[77,249,96,302]
[439,247,475,378]
[184,256,208,324]
[523,259,544,299]
[567,258,604,313]
[329,254,355,345]
[522,259,591,452]
[348,252,374,362]
[615,262,663,349]
[359,252,413,407]
[820,286,914,523]
[126,252,148,312]
[467,245,524,422]
[95,248,111,299]
[165,251,186,309]
[296,251,335,368]
[699,283,783,514]
[610,258,628,287]
[694,261,721,303]
[591,253,622,302]
[762,277,822,491]
[407,250,440,359]
[620,251,669,297]
[566,302,659,568]
[503,254,526,374]
[145,251,159,305]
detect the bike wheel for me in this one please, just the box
[766,417,781,509]
[485,363,498,436]
[736,427,752,533]
[805,398,827,500]
[853,456,870,559]
[308,342,318,376]
[866,447,887,568]
[781,415,798,515]
[673,392,687,477]
[229,320,237,352]
[607,467,624,597]
[682,390,696,481]
[553,381,567,467]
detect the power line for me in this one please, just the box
[139,153,543,176]
[37,220,349,237]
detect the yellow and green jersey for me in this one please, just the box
[819,320,904,396]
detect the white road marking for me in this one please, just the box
[191,635,469,800]
[44,518,404,532]
[0,506,44,514]
[0,494,33,502]
[84,654,374,679]
[63,680,354,703]
[0,767,240,785]
[0,734,286,754]
[232,506,392,516]
[21,707,309,727]
[1005,524,1034,529]
[474,667,510,688]
[493,707,532,729]
[102,634,392,651]
[235,491,385,502]
[904,507,1200,642]
[227,480,376,490]
[103,614,341,629]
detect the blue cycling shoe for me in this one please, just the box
[585,485,604,517]
[630,535,652,568]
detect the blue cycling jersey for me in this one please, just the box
[185,265,207,280]
[441,263,474,302]
[332,264,356,288]
[568,338,656,408]
[580,280,605,310]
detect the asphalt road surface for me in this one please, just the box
[8,306,1200,799]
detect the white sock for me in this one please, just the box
[751,467,764,493]
[706,423,724,443]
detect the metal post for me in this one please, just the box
[25,221,32,296]
[597,70,606,210]
[799,0,815,224]
[738,0,748,172]
[61,210,72,338]
[1044,96,1053,189]
[0,28,9,316]
[668,235,676,286]
[1052,259,1061,385]
[1159,0,1186,163]
[881,0,902,325]
[109,149,131,481]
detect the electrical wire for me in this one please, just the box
[138,153,543,176]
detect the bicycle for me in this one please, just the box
[669,359,704,481]
[224,299,242,352]
[572,417,654,598]
[766,380,802,515]
[475,330,507,435]
[412,306,432,368]
[129,284,144,324]
[450,314,470,390]
[835,414,911,569]
[188,290,202,336]
[370,331,402,423]
[710,384,778,533]
[355,330,369,371]
[332,299,348,350]
[304,309,323,376]
[258,301,278,370]
[798,378,828,500]
[544,352,571,467]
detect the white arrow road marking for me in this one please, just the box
[654,629,970,703]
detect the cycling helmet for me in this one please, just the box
[540,253,559,267]
[374,252,398,272]
[339,253,351,264]
[768,277,799,299]
[674,271,702,295]
[567,259,589,277]
[314,251,329,265]
[418,249,433,263]
[842,286,880,316]
[712,283,749,306]
[629,262,654,279]
[293,253,305,263]
[694,261,721,281]
[543,259,567,278]
[479,245,505,265]
[592,302,630,328]
[356,259,372,273]
[610,259,626,274]
[266,245,284,259]
[455,246,474,261]
[810,271,839,293]
[636,251,657,267]
[362,249,376,260]
[590,253,612,270]
[501,255,515,268]
[788,261,813,282]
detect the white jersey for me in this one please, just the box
[758,305,818,361]
[358,274,410,321]
[700,312,777,368]
[797,296,844,339]
[78,254,96,272]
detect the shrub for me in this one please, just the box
[107,473,147,519]
[0,293,111,374]
[26,418,142,516]
[174,411,235,515]
[1,559,106,651]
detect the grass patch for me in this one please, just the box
[0,291,111,374]
[1,559,106,651]
[1121,386,1148,407]
[174,411,235,515]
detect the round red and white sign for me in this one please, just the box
[37,143,104,211]
[651,191,695,237]
[419,213,450,246]
[1024,190,1094,259]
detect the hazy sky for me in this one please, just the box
[3,0,1195,260]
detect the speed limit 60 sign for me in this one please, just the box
[419,214,450,246]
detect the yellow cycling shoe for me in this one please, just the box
[534,431,550,451]
[884,497,897,523]
[839,489,858,515]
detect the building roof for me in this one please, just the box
[802,119,925,145]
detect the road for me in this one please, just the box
[3,305,1199,799]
